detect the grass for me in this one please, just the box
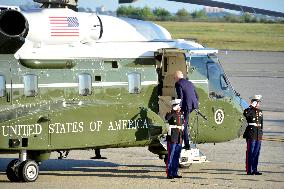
[154,22,284,51]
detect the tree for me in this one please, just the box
[176,8,190,17]
[117,5,135,17]
[240,13,258,23]
[191,10,208,20]
[138,6,154,20]
[153,7,172,21]
[224,14,240,23]
[175,8,191,21]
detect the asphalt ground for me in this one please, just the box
[0,51,284,189]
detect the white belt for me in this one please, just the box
[169,125,184,130]
[248,123,261,127]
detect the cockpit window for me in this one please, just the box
[220,74,228,89]
[207,62,234,99]
[0,75,5,97]
[207,63,224,98]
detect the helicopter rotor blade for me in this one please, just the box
[119,0,284,18]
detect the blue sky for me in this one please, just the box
[0,0,283,13]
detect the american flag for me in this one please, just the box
[49,16,79,37]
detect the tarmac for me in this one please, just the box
[0,51,283,189]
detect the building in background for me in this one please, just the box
[203,6,224,13]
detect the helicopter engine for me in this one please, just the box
[0,9,29,54]
[0,8,103,52]
[23,8,103,45]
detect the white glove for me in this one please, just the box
[251,101,257,107]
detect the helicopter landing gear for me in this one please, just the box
[6,159,21,182]
[6,150,39,182]
[18,160,39,182]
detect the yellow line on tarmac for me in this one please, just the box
[262,137,284,142]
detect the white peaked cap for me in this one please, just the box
[171,99,181,105]
[251,94,262,101]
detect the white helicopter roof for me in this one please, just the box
[98,15,172,42]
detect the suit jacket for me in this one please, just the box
[175,78,199,113]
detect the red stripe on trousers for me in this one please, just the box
[246,140,250,173]
[166,141,170,176]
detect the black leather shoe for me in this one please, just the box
[167,176,174,179]
[183,146,190,150]
[247,172,253,175]
[173,175,182,178]
[253,172,262,175]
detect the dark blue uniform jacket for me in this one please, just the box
[243,106,263,140]
[175,78,199,113]
[165,110,184,144]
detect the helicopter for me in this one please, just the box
[1,0,281,183]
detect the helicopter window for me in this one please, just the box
[95,76,101,81]
[23,74,38,97]
[112,61,118,68]
[163,57,168,73]
[128,72,141,94]
[207,63,224,99]
[220,75,228,89]
[78,73,92,96]
[104,60,119,69]
[0,75,5,97]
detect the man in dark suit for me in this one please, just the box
[174,70,199,150]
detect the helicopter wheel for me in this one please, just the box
[6,159,21,182]
[18,160,39,182]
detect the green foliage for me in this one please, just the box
[153,7,172,21]
[224,14,241,23]
[117,5,136,17]
[139,7,155,20]
[240,13,257,23]
[176,8,190,17]
[116,6,283,24]
[175,8,192,21]
[117,5,155,20]
[191,10,208,19]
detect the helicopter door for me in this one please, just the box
[158,52,187,119]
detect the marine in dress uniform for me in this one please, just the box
[243,95,263,175]
[174,71,199,150]
[165,99,184,179]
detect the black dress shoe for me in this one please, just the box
[167,176,174,179]
[247,172,253,175]
[173,175,182,178]
[183,146,190,150]
[253,172,262,175]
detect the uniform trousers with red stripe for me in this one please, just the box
[246,139,262,174]
[167,142,182,177]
